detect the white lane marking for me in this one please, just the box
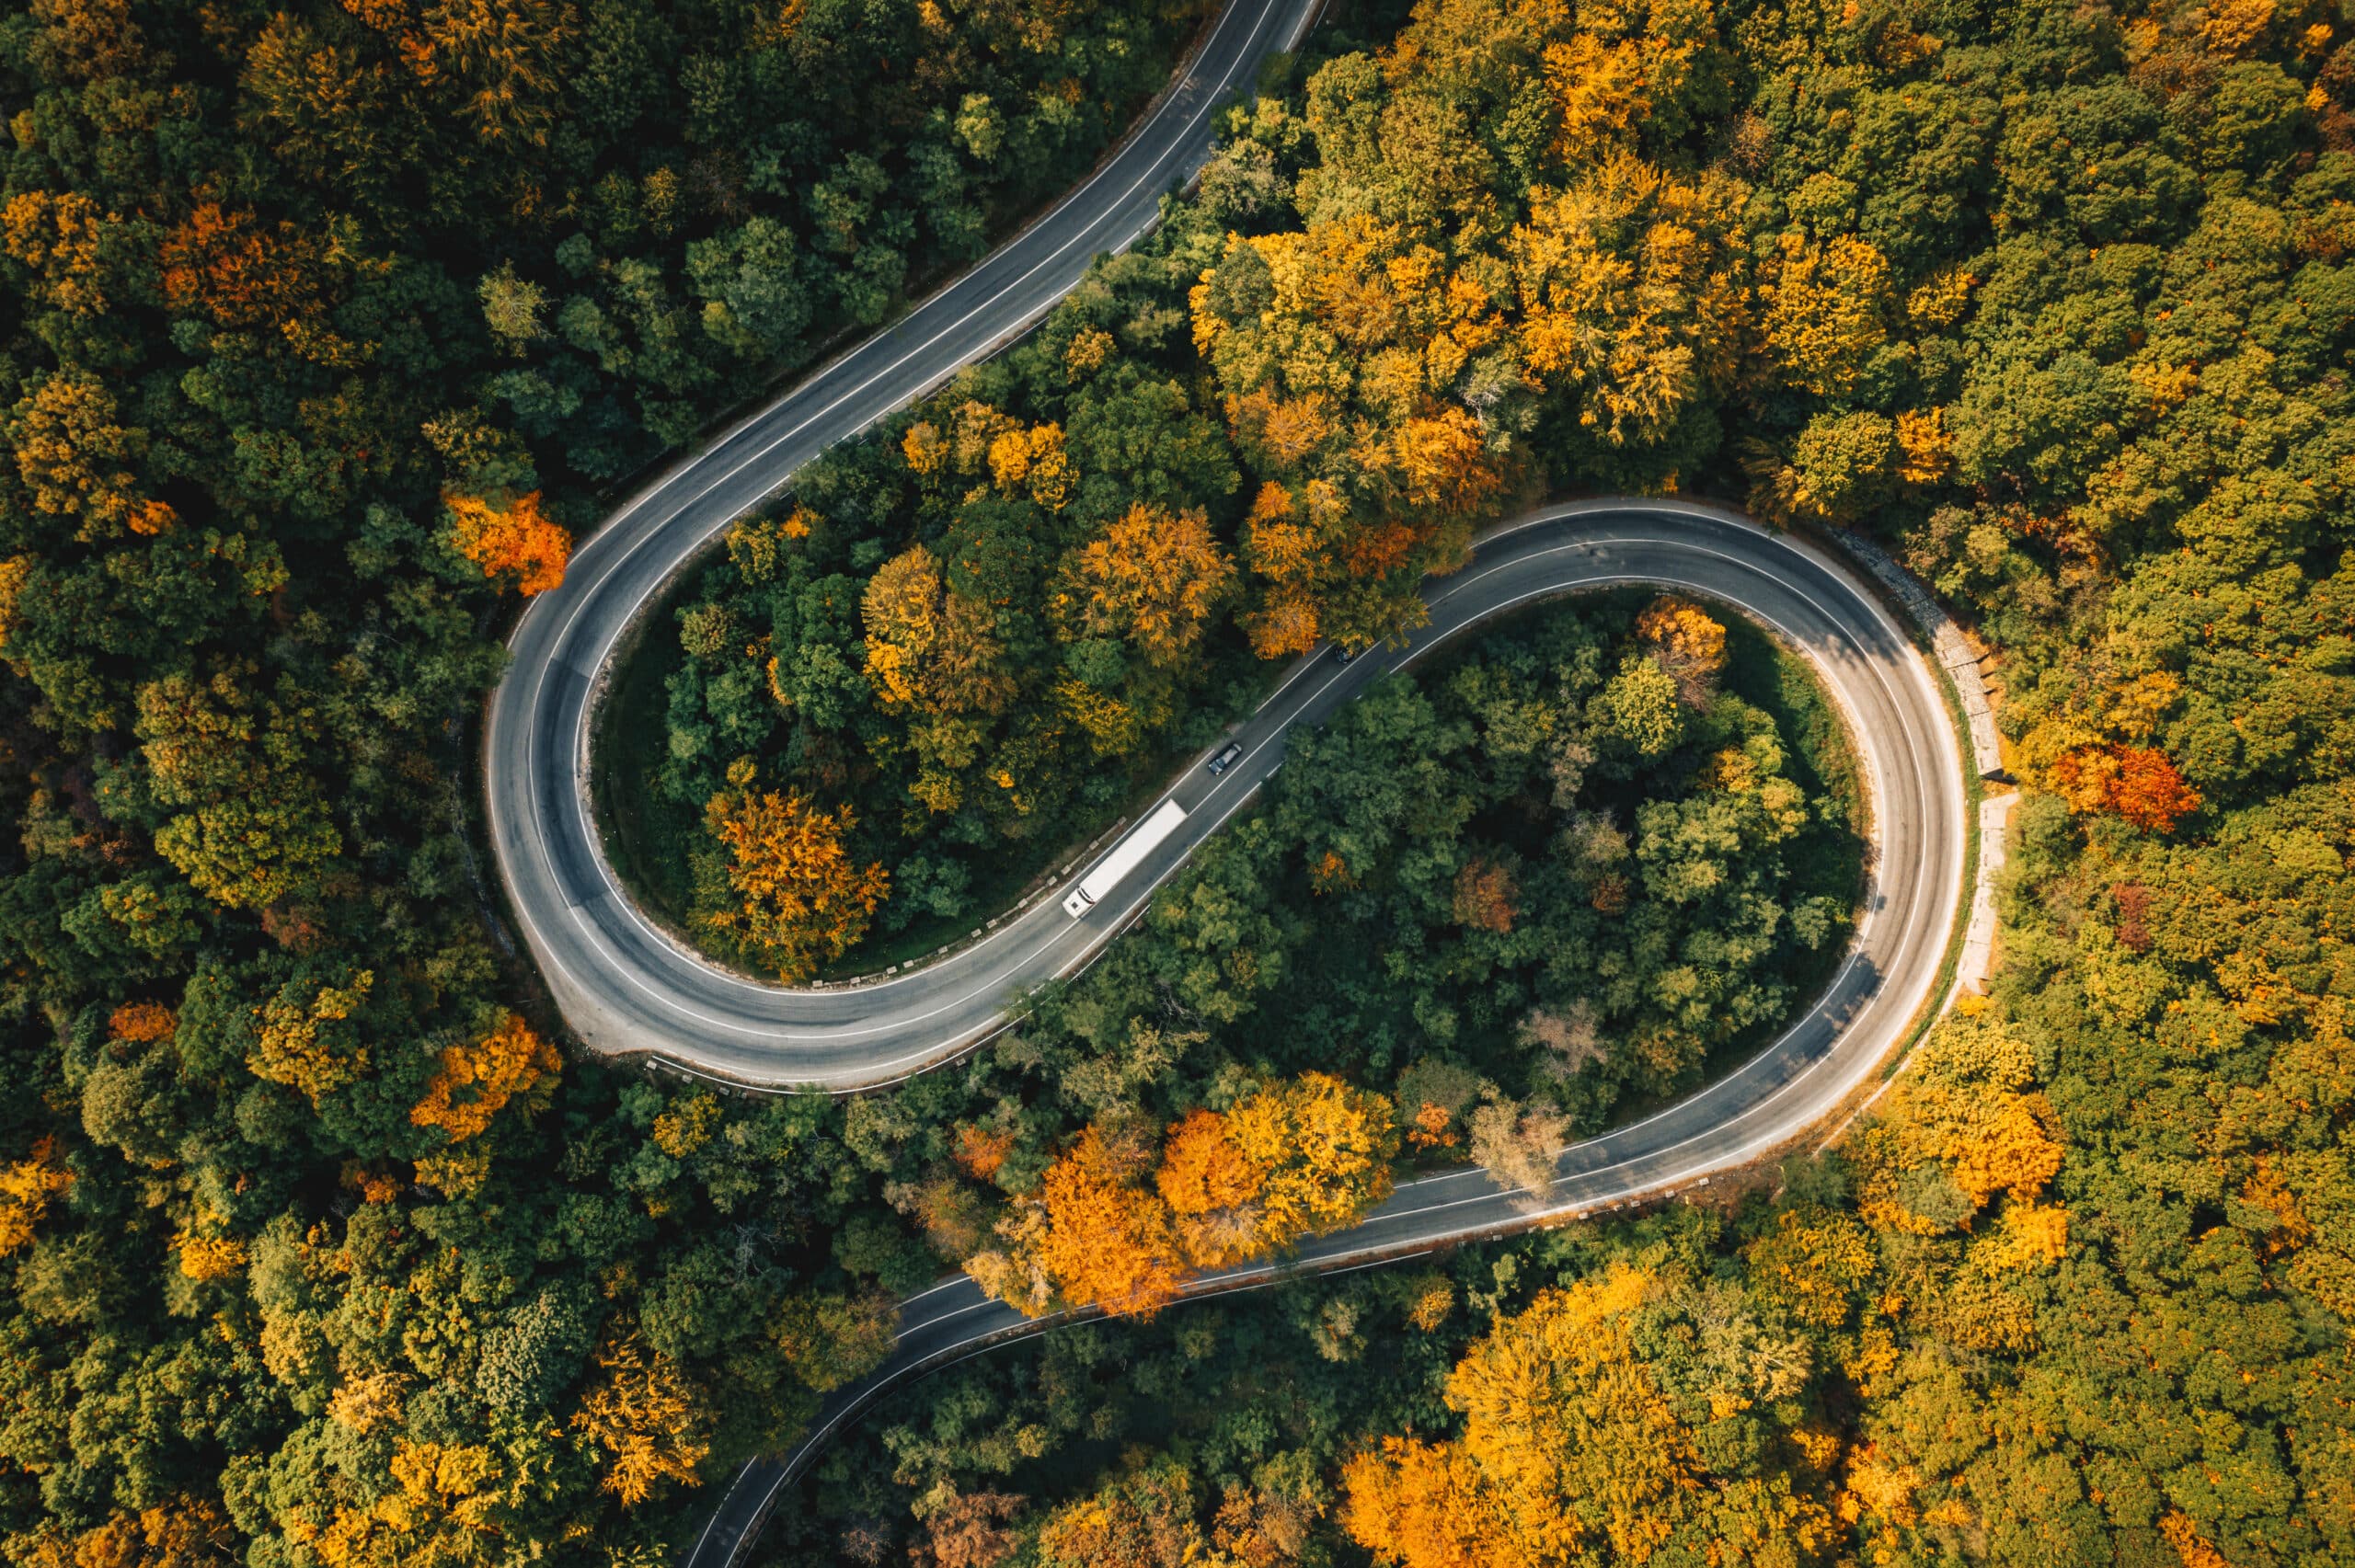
[505,0,1295,898]
[508,518,1958,1097]
[496,0,1309,1034]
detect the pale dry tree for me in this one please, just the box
[1468,1093,1571,1211]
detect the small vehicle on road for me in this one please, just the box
[1205,741,1245,776]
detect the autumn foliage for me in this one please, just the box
[1155,1109,1264,1265]
[1344,1263,1834,1568]
[1449,857,1519,933]
[570,1333,711,1505]
[1852,1005,2065,1232]
[443,489,570,595]
[175,1230,249,1281]
[9,368,178,540]
[0,1138,74,1255]
[409,1013,560,1143]
[861,543,1016,723]
[1056,503,1235,666]
[968,1074,1398,1319]
[1633,596,1727,706]
[2,189,117,317]
[702,781,890,980]
[18,1498,238,1568]
[1350,1265,1686,1563]
[1031,1125,1188,1317]
[2049,743,2201,832]
[247,970,375,1105]
[159,202,327,331]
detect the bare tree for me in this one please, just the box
[1519,999,1607,1080]
[1468,1093,1570,1210]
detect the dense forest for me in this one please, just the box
[0,2,1861,1560]
[769,1016,2067,1565]
[0,0,1280,1561]
[4,0,2354,1563]
[747,0,2355,1562]
[932,596,1857,1323]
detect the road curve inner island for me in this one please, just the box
[491,495,1966,1093]
[659,497,1972,1563]
[484,0,1324,1084]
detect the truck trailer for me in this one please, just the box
[1062,799,1188,919]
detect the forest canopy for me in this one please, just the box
[5,0,2355,1562]
[752,0,2355,1560]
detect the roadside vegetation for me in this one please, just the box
[758,0,2355,1561]
[613,217,1282,977]
[935,593,1859,1321]
[3,0,2354,1563]
[767,1037,2068,1567]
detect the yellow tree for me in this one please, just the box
[1742,1206,1878,1332]
[1058,503,1236,666]
[2,189,122,316]
[862,544,943,707]
[1853,1003,2065,1230]
[248,970,375,1105]
[1761,234,1891,399]
[863,544,1015,719]
[0,554,28,658]
[0,1138,73,1255]
[1223,1072,1398,1247]
[986,420,1073,509]
[335,0,574,150]
[1450,857,1520,933]
[1634,595,1726,706]
[1239,479,1349,658]
[1191,213,1508,646]
[19,1497,239,1568]
[1157,1108,1268,1266]
[157,202,328,332]
[1036,1464,1207,1568]
[1511,155,1752,452]
[137,668,341,910]
[570,1333,711,1505]
[1033,1126,1187,1318]
[1394,407,1504,517]
[1544,32,1649,165]
[1343,1265,1802,1568]
[8,368,177,540]
[1543,0,1726,164]
[1341,1437,1495,1568]
[702,781,889,981]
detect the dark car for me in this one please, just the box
[1205,741,1245,776]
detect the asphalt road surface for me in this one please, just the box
[666,497,1969,1564]
[485,0,1326,1085]
[473,0,1973,1557]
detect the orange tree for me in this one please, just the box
[442,488,570,595]
[967,1075,1400,1319]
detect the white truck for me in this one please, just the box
[1063,799,1188,918]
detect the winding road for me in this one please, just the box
[477,0,1975,1561]
[486,0,1327,1086]
[661,499,1969,1563]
